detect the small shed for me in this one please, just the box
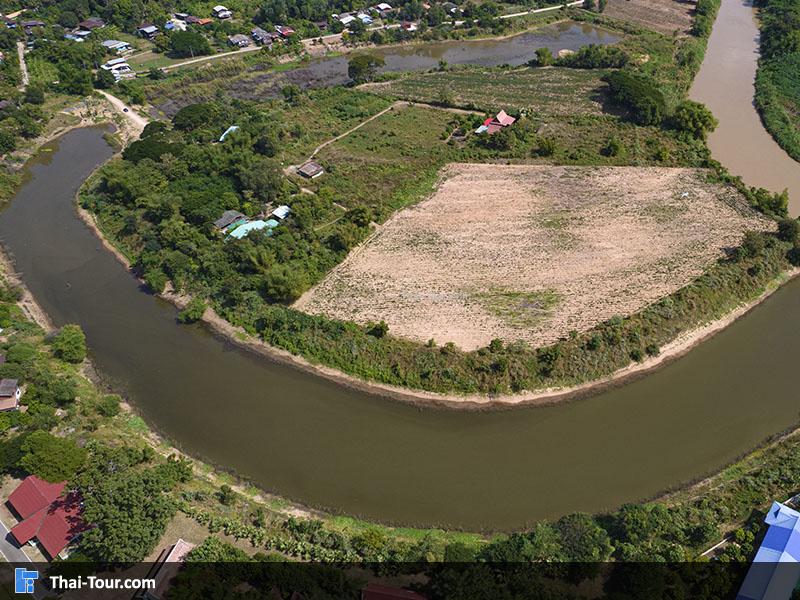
[0,378,20,411]
[271,205,291,220]
[138,24,159,39]
[298,161,324,179]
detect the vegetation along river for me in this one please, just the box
[1,2,800,531]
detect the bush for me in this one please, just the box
[97,394,121,418]
[178,298,206,324]
[52,324,87,363]
[672,100,718,140]
[19,431,87,482]
[143,269,168,294]
[777,218,800,243]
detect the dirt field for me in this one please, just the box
[295,165,770,351]
[604,0,696,36]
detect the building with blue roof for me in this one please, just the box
[227,219,279,240]
[737,502,800,600]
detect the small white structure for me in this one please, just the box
[376,2,393,10]
[212,5,232,19]
[271,205,291,220]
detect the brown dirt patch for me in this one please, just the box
[295,165,770,351]
[604,0,696,36]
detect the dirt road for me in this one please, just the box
[97,90,150,137]
[16,41,28,90]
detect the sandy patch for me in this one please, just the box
[296,164,771,351]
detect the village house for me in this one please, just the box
[275,25,295,38]
[213,210,246,230]
[251,27,272,46]
[212,5,232,19]
[20,20,45,32]
[6,476,88,560]
[65,29,92,42]
[298,160,325,179]
[101,39,133,54]
[227,34,250,48]
[228,219,276,240]
[136,539,195,600]
[375,2,393,11]
[357,12,374,24]
[138,24,159,39]
[0,378,20,411]
[78,17,105,30]
[401,21,418,31]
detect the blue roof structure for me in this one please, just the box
[738,502,800,600]
[228,220,269,239]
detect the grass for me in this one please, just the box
[314,104,461,219]
[472,288,561,329]
[755,52,800,163]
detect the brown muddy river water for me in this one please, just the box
[1,1,799,531]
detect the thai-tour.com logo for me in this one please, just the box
[14,567,156,594]
[14,568,38,594]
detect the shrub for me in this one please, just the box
[603,71,667,126]
[672,100,718,140]
[97,394,121,418]
[178,298,206,324]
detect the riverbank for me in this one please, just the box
[76,191,799,410]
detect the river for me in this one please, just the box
[690,0,800,215]
[0,0,798,531]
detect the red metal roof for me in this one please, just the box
[10,491,86,559]
[362,584,427,600]
[7,476,65,519]
[495,110,516,126]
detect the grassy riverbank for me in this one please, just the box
[754,0,800,162]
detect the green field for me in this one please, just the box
[366,66,610,115]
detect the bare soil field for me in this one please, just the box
[604,0,696,36]
[295,165,770,351]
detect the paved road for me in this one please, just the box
[0,518,30,563]
[16,41,28,90]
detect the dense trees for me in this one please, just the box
[603,71,667,126]
[19,431,87,482]
[170,30,212,58]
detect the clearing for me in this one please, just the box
[295,164,770,350]
[603,0,695,36]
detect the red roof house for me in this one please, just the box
[494,109,516,126]
[7,476,87,559]
[7,475,64,519]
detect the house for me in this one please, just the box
[101,56,128,70]
[0,378,20,411]
[78,17,105,29]
[357,12,374,24]
[362,584,428,600]
[65,30,92,42]
[298,160,324,179]
[21,20,45,31]
[375,2,393,10]
[195,17,214,26]
[737,501,800,600]
[275,25,295,38]
[219,125,240,142]
[441,1,460,14]
[227,34,250,47]
[213,210,246,230]
[339,14,357,26]
[7,476,88,560]
[138,24,159,39]
[271,205,291,220]
[101,39,133,54]
[184,15,201,24]
[228,220,275,240]
[212,5,232,19]
[136,539,195,600]
[401,21,418,31]
[251,27,273,46]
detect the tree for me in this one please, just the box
[532,47,553,66]
[598,0,607,12]
[24,85,45,105]
[672,100,718,139]
[347,53,386,84]
[778,218,800,243]
[94,68,117,89]
[170,30,212,58]
[238,157,283,203]
[19,431,87,482]
[52,324,87,363]
[177,298,206,323]
[50,325,87,364]
[172,102,220,131]
[603,71,666,126]
[554,513,613,561]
